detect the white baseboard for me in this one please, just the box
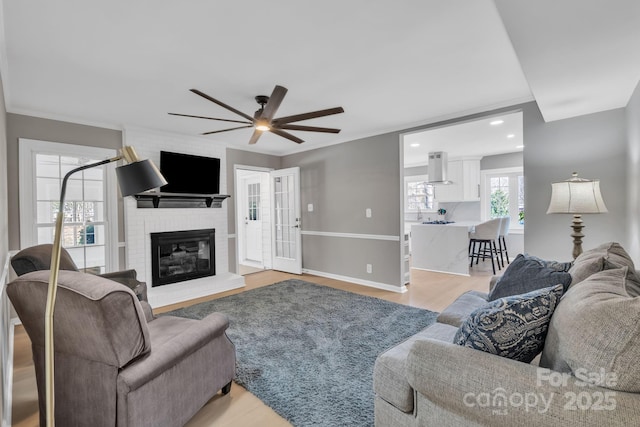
[302,269,407,294]
[149,272,245,309]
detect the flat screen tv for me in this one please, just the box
[159,151,221,194]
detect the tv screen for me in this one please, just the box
[159,151,221,194]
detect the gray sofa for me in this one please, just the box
[7,270,236,427]
[374,242,640,426]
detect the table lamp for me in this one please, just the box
[44,146,167,426]
[546,172,608,259]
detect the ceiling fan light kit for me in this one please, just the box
[170,85,344,145]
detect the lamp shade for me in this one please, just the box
[546,172,608,214]
[115,159,167,197]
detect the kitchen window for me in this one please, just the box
[481,168,524,231]
[404,175,435,213]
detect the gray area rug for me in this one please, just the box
[164,279,438,427]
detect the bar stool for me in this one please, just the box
[469,218,502,274]
[497,216,511,268]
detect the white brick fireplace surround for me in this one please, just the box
[123,128,244,308]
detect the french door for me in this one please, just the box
[270,167,302,274]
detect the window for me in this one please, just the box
[247,182,260,221]
[19,139,119,273]
[404,175,435,212]
[481,168,524,230]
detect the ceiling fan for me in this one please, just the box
[169,85,344,145]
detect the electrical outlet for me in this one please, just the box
[366,264,372,274]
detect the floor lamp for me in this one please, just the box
[546,172,608,259]
[44,146,166,426]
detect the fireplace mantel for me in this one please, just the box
[134,192,230,208]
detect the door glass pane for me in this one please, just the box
[247,182,260,221]
[274,175,296,259]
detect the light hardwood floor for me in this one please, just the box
[11,262,496,427]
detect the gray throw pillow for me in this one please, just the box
[488,254,572,301]
[454,284,563,363]
[540,267,640,392]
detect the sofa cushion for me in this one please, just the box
[488,254,572,301]
[373,322,458,413]
[454,284,563,363]
[436,290,489,327]
[540,267,640,392]
[568,242,639,286]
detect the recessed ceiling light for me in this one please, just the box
[410,143,420,147]
[490,120,504,126]
[507,134,515,138]
[516,145,524,149]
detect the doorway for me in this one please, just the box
[235,165,303,276]
[236,167,271,275]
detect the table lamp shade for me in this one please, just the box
[546,173,608,214]
[115,159,167,197]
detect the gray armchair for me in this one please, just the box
[7,270,236,427]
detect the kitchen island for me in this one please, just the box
[411,221,478,275]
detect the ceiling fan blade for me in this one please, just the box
[201,125,254,135]
[260,85,288,121]
[270,128,304,144]
[168,112,252,125]
[190,89,255,122]
[277,124,341,134]
[272,106,344,125]
[248,129,263,145]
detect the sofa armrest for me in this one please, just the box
[139,301,154,322]
[407,339,639,426]
[118,313,230,392]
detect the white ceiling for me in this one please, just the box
[403,111,523,167]
[1,1,639,156]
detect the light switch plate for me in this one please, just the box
[366,208,372,218]
[308,203,314,212]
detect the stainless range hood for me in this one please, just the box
[426,151,453,184]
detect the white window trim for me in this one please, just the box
[480,166,524,233]
[18,139,119,271]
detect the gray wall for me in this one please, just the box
[481,151,523,170]
[5,114,124,264]
[523,104,628,261]
[282,133,403,287]
[0,78,7,265]
[626,81,640,263]
[225,148,281,273]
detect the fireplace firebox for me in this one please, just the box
[150,228,215,286]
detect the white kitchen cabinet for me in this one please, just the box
[433,159,480,202]
[461,159,481,201]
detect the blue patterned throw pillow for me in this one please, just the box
[454,284,564,363]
